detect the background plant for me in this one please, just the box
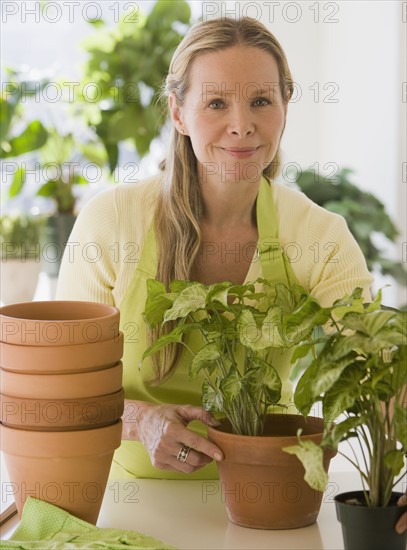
[78,0,193,170]
[293,168,406,287]
[7,127,108,215]
[284,288,407,507]
[1,69,109,215]
[143,278,327,436]
[0,213,45,260]
[0,70,48,161]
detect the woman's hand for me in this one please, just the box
[122,400,223,474]
[396,494,407,534]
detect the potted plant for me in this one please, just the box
[0,213,45,304]
[142,278,336,529]
[284,287,407,549]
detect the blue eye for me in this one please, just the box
[253,97,271,107]
[208,99,224,109]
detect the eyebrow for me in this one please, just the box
[201,86,278,99]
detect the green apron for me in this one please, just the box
[111,176,300,479]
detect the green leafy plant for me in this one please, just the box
[0,71,48,161]
[0,213,45,260]
[7,128,108,215]
[79,0,193,170]
[293,169,406,286]
[285,288,407,507]
[0,70,49,200]
[2,69,108,215]
[142,278,328,436]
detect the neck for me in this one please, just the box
[199,178,261,229]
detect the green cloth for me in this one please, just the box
[0,498,176,550]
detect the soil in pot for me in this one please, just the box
[0,301,120,346]
[0,332,124,373]
[207,414,336,530]
[0,388,124,431]
[335,491,407,550]
[0,361,123,399]
[1,420,123,524]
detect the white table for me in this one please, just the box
[0,472,377,549]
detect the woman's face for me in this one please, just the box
[170,45,287,185]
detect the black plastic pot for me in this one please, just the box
[334,491,407,550]
[40,213,76,277]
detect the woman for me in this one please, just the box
[57,17,374,480]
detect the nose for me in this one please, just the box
[227,104,255,138]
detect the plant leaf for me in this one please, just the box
[202,379,223,413]
[220,366,242,402]
[170,280,193,293]
[313,357,357,397]
[8,166,26,197]
[244,359,282,405]
[190,343,221,379]
[37,179,58,197]
[294,360,320,416]
[261,306,285,347]
[283,439,328,492]
[327,415,366,447]
[322,365,363,421]
[394,403,407,449]
[206,281,233,308]
[143,279,174,327]
[341,310,397,336]
[3,120,48,158]
[383,450,405,477]
[283,297,328,345]
[164,284,207,321]
[141,322,194,360]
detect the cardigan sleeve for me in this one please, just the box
[272,182,374,307]
[56,189,119,305]
[304,203,374,306]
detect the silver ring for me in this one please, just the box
[176,445,191,463]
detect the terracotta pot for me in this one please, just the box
[207,414,336,530]
[1,420,122,524]
[1,388,124,431]
[1,362,123,399]
[334,491,407,550]
[0,301,119,346]
[0,332,124,374]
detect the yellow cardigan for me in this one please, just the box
[56,174,373,307]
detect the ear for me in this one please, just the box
[169,94,187,135]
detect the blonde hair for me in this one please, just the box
[150,17,294,382]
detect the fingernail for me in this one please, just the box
[396,522,406,535]
[210,418,221,427]
[398,494,407,506]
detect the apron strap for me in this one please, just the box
[256,177,293,287]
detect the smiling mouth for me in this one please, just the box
[222,147,259,158]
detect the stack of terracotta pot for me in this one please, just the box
[0,301,125,525]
